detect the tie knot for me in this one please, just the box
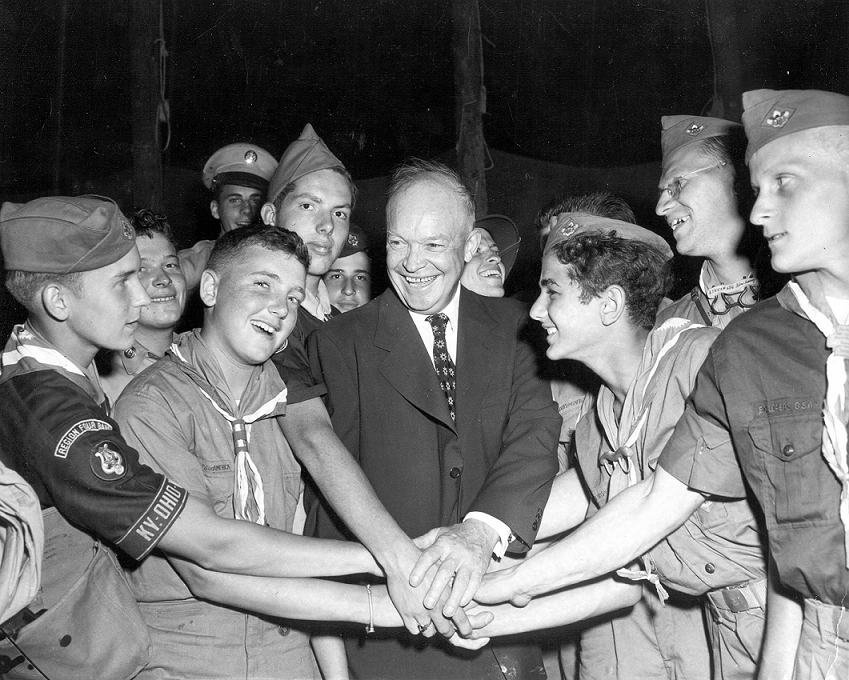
[427,313,449,335]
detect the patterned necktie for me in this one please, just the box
[426,313,456,421]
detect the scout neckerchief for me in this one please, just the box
[596,318,706,601]
[0,323,107,408]
[302,279,333,322]
[168,330,288,525]
[691,260,759,328]
[780,278,849,568]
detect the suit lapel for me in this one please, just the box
[455,289,502,436]
[375,290,455,429]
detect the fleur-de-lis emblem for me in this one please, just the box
[763,108,793,128]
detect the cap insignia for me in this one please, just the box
[347,233,359,247]
[684,123,705,136]
[244,150,258,164]
[763,108,794,128]
[121,217,134,240]
[556,218,580,239]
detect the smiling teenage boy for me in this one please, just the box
[0,199,411,679]
[100,209,187,404]
[471,213,769,679]
[113,224,377,678]
[655,88,849,678]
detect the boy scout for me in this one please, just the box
[656,89,849,678]
[0,197,412,679]
[654,115,760,329]
[100,208,187,404]
[472,213,768,679]
[323,223,373,312]
[179,142,277,289]
[261,124,353,333]
[114,224,375,678]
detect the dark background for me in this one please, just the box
[1,0,846,330]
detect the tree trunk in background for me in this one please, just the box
[452,0,488,217]
[130,0,162,210]
[705,0,743,122]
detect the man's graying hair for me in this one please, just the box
[387,159,476,233]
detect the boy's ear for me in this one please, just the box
[210,199,221,221]
[599,285,627,327]
[41,282,72,321]
[260,203,276,227]
[199,269,220,308]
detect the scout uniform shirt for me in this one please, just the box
[659,285,849,675]
[113,329,318,680]
[0,323,188,679]
[0,322,187,565]
[573,318,719,679]
[100,336,171,406]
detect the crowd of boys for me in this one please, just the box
[0,87,848,680]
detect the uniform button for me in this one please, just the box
[124,347,136,358]
[704,563,716,574]
[278,626,289,636]
[782,444,795,457]
[449,467,461,478]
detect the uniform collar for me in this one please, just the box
[118,336,170,375]
[0,322,106,407]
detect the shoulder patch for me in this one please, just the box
[90,439,127,481]
[55,419,113,458]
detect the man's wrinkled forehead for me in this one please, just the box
[659,143,714,184]
[388,180,472,237]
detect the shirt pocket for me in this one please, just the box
[747,414,829,525]
[199,458,235,513]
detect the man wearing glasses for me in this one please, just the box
[655,116,761,329]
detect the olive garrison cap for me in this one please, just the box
[0,196,135,273]
[267,124,346,204]
[202,143,277,191]
[474,214,521,277]
[545,212,673,261]
[660,115,742,162]
[742,89,849,163]
[338,223,369,259]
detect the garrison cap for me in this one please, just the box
[661,115,742,162]
[545,212,673,261]
[202,143,277,191]
[0,196,135,273]
[474,214,521,277]
[742,89,849,163]
[338,223,369,259]
[267,124,346,204]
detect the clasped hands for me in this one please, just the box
[383,519,500,649]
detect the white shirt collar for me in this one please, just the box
[302,278,333,320]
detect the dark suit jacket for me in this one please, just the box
[307,286,560,679]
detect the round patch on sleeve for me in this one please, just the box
[90,439,128,481]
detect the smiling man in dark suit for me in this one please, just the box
[308,159,560,679]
